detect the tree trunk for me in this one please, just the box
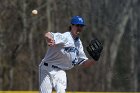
[46,0,52,32]
[0,67,2,90]
[106,5,131,91]
[130,2,138,91]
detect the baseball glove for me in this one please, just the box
[86,38,103,61]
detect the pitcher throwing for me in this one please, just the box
[39,16,103,93]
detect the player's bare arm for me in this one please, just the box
[82,59,96,68]
[45,32,55,46]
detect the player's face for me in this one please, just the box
[71,24,84,38]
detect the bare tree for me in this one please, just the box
[130,0,138,91]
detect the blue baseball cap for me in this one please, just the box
[71,16,85,26]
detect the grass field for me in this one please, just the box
[0,91,140,93]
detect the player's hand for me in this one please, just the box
[47,39,55,46]
[45,32,55,46]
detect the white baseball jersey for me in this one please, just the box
[42,31,88,70]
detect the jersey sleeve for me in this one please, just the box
[50,32,68,45]
[77,40,88,65]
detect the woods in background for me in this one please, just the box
[0,0,140,92]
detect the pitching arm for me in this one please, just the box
[45,32,68,46]
[45,32,55,46]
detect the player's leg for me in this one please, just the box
[39,64,52,93]
[53,70,67,93]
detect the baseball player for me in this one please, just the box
[39,16,103,93]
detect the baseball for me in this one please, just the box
[32,10,38,15]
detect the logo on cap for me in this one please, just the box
[78,18,83,22]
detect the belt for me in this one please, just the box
[44,63,61,69]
